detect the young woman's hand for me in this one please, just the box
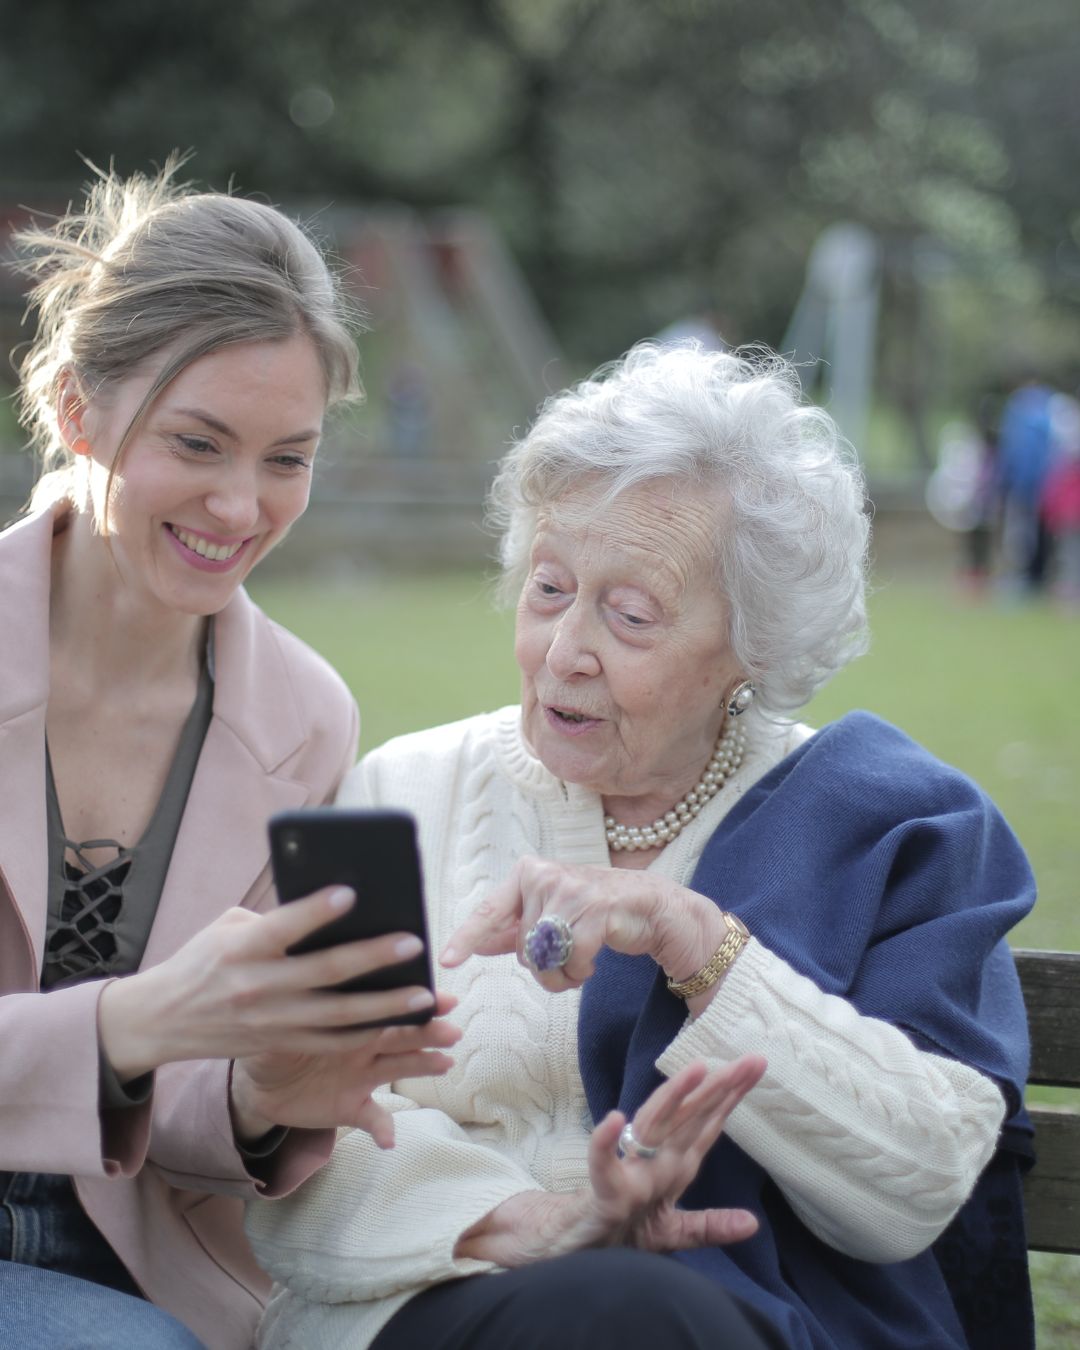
[228,996,460,1144]
[454,1055,765,1266]
[98,886,459,1137]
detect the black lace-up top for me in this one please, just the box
[41,645,214,992]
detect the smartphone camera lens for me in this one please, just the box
[282,831,303,861]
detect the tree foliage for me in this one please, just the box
[2,0,1077,393]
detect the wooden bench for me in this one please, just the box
[1015,948,1080,1254]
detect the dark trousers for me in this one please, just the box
[371,1248,789,1350]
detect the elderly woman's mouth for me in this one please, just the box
[545,705,603,732]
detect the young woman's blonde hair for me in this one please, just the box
[14,155,361,511]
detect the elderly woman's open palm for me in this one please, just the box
[455,1056,765,1268]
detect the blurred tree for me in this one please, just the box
[1,0,1077,459]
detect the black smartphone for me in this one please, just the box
[268,807,434,1028]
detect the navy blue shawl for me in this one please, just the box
[578,713,1035,1350]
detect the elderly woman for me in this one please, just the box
[247,344,1034,1350]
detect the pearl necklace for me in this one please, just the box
[604,717,746,853]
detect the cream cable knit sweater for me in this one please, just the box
[246,707,1006,1350]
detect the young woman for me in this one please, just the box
[0,162,459,1350]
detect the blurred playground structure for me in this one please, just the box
[0,198,568,567]
[0,203,1064,581]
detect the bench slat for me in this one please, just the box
[1024,1106,1080,1253]
[1014,948,1080,1089]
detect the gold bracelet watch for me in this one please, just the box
[666,911,750,1000]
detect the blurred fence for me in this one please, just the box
[1,449,948,579]
[0,451,497,574]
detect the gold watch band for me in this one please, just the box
[666,912,750,999]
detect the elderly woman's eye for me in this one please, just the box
[536,580,562,597]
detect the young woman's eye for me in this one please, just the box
[271,453,312,472]
[176,435,215,455]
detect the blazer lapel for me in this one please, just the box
[0,506,319,976]
[141,589,313,966]
[0,509,57,983]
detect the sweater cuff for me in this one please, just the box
[249,1169,538,1302]
[658,935,771,1076]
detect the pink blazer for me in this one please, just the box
[0,505,360,1349]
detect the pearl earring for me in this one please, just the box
[726,680,755,717]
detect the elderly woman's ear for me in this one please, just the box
[725,680,756,717]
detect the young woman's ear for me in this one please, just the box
[57,371,92,456]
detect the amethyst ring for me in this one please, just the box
[523,914,575,974]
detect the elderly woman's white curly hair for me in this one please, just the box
[488,341,871,717]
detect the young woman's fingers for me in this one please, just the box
[353,1048,456,1087]
[275,929,431,993]
[258,886,360,950]
[370,1005,462,1054]
[304,984,438,1030]
[232,983,439,1044]
[351,1097,396,1149]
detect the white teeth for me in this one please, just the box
[170,526,243,562]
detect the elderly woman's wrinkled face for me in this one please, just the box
[515,479,740,809]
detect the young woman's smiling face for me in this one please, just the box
[73,333,327,616]
[515,478,741,815]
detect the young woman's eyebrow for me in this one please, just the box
[170,406,320,445]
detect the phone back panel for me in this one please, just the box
[269,807,433,1026]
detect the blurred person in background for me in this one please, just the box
[925,410,1001,596]
[248,343,1035,1350]
[1040,391,1080,608]
[655,301,733,352]
[997,375,1058,594]
[0,161,459,1350]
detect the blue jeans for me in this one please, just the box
[0,1171,205,1349]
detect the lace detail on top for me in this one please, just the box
[40,628,215,991]
[43,837,133,986]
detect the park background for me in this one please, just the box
[0,1,1077,1340]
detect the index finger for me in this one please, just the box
[440,876,523,966]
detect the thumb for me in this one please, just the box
[353,1097,396,1149]
[679,1206,759,1248]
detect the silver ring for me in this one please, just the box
[523,914,575,973]
[618,1121,659,1161]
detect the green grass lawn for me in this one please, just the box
[250,567,1080,1345]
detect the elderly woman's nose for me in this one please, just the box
[545,609,602,679]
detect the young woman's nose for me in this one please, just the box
[204,466,260,534]
[545,605,602,680]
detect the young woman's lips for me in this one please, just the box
[543,705,604,736]
[165,524,254,573]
